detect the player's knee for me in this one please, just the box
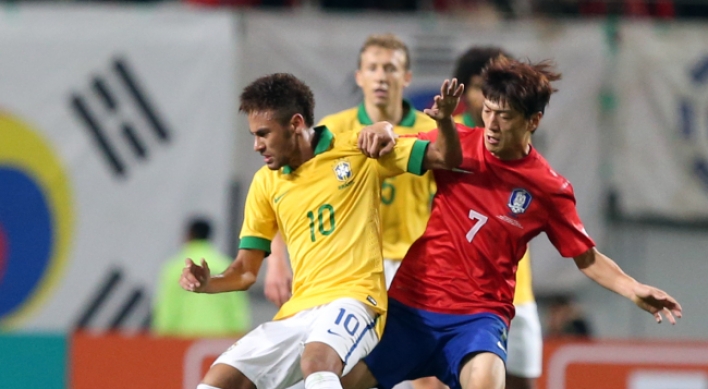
[201,363,255,389]
[301,342,344,377]
[459,353,505,389]
[341,361,378,389]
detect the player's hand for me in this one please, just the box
[424,78,464,121]
[631,283,682,324]
[180,258,211,293]
[358,121,398,159]
[264,255,292,308]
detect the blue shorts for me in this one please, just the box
[364,298,508,389]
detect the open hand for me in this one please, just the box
[179,258,211,293]
[358,121,397,159]
[631,283,682,324]
[424,78,465,121]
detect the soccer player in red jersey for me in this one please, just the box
[345,56,683,389]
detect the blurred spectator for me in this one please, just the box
[545,294,593,339]
[152,217,251,337]
[534,0,679,18]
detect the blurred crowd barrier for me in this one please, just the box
[1,7,708,387]
[3,333,708,389]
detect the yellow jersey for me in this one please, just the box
[239,126,428,333]
[454,113,535,305]
[319,102,437,260]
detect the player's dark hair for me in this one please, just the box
[358,33,411,71]
[482,56,561,118]
[453,46,512,87]
[188,218,212,240]
[239,73,315,128]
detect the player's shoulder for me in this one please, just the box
[318,107,359,132]
[410,110,436,130]
[527,152,575,196]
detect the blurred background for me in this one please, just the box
[1,0,707,388]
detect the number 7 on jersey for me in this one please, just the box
[466,209,488,242]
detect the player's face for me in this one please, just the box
[464,75,485,121]
[356,46,412,109]
[481,99,540,160]
[248,110,297,170]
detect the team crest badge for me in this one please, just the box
[508,188,532,215]
[333,160,353,182]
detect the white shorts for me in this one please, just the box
[212,298,379,389]
[383,259,403,289]
[506,302,543,378]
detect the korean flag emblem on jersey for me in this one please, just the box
[333,160,353,182]
[508,188,532,215]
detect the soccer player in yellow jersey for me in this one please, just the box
[179,73,464,389]
[453,47,542,389]
[264,34,438,389]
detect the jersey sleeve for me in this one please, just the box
[545,182,596,258]
[238,168,277,253]
[375,136,430,178]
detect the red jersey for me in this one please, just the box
[389,125,595,324]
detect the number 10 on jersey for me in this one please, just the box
[307,204,336,242]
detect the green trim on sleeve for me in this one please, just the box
[407,139,430,175]
[239,236,271,253]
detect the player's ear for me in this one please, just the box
[527,112,542,133]
[355,68,364,88]
[290,114,305,134]
[403,70,413,88]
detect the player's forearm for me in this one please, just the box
[574,248,638,300]
[203,251,263,293]
[427,116,462,170]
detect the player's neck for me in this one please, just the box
[288,127,317,170]
[494,142,532,161]
[364,100,404,124]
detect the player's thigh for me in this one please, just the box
[441,313,508,389]
[383,259,402,290]
[459,352,505,389]
[363,299,439,389]
[306,298,380,375]
[506,302,542,379]
[211,313,310,389]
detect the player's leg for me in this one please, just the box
[505,302,542,389]
[302,298,380,389]
[203,312,311,389]
[411,376,448,389]
[459,353,506,389]
[344,299,438,389]
[441,313,509,389]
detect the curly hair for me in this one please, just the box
[358,33,411,71]
[239,73,315,127]
[482,56,561,118]
[453,46,512,87]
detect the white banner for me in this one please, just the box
[0,5,237,331]
[612,22,708,221]
[238,14,606,293]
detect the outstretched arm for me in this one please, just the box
[264,232,293,307]
[422,78,464,170]
[180,248,265,294]
[573,248,683,324]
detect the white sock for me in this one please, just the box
[197,384,221,389]
[304,371,342,389]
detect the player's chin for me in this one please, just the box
[266,161,281,171]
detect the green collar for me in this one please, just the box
[282,125,334,174]
[462,112,476,127]
[357,100,417,127]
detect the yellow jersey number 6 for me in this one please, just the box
[307,204,336,242]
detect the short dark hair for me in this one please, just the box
[188,218,211,240]
[239,73,315,128]
[482,56,561,118]
[358,34,411,71]
[453,46,512,86]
